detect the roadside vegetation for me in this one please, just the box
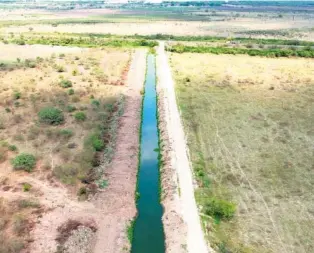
[0,46,131,250]
[0,34,158,48]
[167,43,314,58]
[171,53,314,253]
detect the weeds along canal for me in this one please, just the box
[131,54,165,253]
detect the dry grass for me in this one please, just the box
[0,196,42,253]
[170,53,314,253]
[0,43,82,61]
[0,45,131,251]
[2,17,314,40]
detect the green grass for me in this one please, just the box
[172,55,314,253]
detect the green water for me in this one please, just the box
[131,54,165,253]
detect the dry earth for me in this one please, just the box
[0,47,145,253]
[91,49,146,253]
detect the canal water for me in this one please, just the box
[131,54,165,253]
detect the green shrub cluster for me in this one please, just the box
[59,79,72,88]
[85,132,104,151]
[38,107,64,125]
[11,35,158,48]
[204,197,236,220]
[74,111,86,121]
[11,153,36,172]
[167,44,314,58]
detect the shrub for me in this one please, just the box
[204,197,236,220]
[13,91,21,100]
[5,108,11,113]
[72,69,78,76]
[59,129,74,139]
[66,104,76,112]
[77,187,88,200]
[22,183,32,192]
[38,107,64,125]
[11,153,36,172]
[8,145,18,152]
[56,65,66,72]
[91,99,100,108]
[18,199,39,209]
[68,88,74,95]
[74,112,86,121]
[16,39,25,45]
[24,59,36,68]
[85,132,104,151]
[59,53,65,58]
[59,79,72,88]
[13,215,27,235]
[53,163,79,185]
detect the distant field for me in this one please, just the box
[0,45,130,250]
[1,14,314,41]
[170,53,314,253]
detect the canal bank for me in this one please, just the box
[131,54,165,253]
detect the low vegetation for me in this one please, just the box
[1,34,158,48]
[38,107,64,125]
[0,46,131,250]
[167,44,314,58]
[11,153,36,172]
[171,53,314,253]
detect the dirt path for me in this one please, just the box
[156,42,210,253]
[92,48,146,253]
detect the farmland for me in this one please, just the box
[170,52,314,253]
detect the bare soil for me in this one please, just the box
[91,49,146,253]
[156,42,209,253]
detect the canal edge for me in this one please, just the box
[125,49,148,251]
[156,44,189,252]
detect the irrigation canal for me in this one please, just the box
[131,54,165,253]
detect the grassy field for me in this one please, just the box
[0,44,131,250]
[170,53,314,253]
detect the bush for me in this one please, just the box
[38,107,64,125]
[56,65,66,72]
[66,105,76,112]
[53,163,79,185]
[204,197,236,220]
[18,199,39,209]
[85,132,104,151]
[22,183,32,192]
[59,79,72,88]
[8,145,18,152]
[68,88,74,95]
[11,153,36,172]
[13,91,21,100]
[24,59,36,68]
[72,69,78,76]
[74,111,86,121]
[91,99,100,108]
[59,129,74,139]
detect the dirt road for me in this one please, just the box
[156,42,210,253]
[92,49,146,253]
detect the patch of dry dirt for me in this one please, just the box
[91,48,146,253]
